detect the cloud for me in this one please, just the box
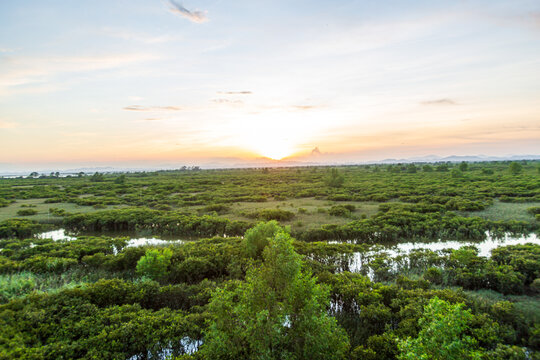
[486,11,540,31]
[101,27,174,44]
[292,105,318,110]
[168,1,208,23]
[217,91,252,95]
[420,99,457,106]
[255,104,322,112]
[311,147,321,156]
[0,53,158,96]
[123,105,182,111]
[212,99,244,105]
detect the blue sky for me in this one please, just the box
[1,0,539,169]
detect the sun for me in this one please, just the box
[253,137,295,160]
[260,148,292,160]
[257,141,293,160]
[230,113,308,160]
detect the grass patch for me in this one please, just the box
[205,197,381,231]
[0,199,120,222]
[465,289,540,323]
[466,200,540,222]
[0,268,132,304]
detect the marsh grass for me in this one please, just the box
[466,200,540,222]
[214,198,380,230]
[0,268,132,303]
[0,199,119,222]
[465,289,540,323]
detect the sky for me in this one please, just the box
[1,0,539,171]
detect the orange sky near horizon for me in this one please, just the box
[1,1,539,170]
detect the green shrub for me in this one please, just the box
[202,204,230,214]
[244,220,284,259]
[49,207,67,216]
[481,168,494,175]
[531,278,540,294]
[17,209,38,216]
[509,162,522,175]
[329,205,352,217]
[0,219,44,238]
[424,267,443,284]
[325,168,345,188]
[136,248,173,281]
[244,209,295,221]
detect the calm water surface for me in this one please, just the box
[37,229,539,255]
[36,229,186,248]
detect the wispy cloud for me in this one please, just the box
[123,105,182,111]
[0,53,158,95]
[252,104,323,112]
[420,99,457,106]
[217,91,252,95]
[168,1,208,23]
[101,27,174,44]
[292,105,318,110]
[212,99,244,105]
[485,11,540,31]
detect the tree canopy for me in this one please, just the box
[398,297,482,360]
[201,222,350,359]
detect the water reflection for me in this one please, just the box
[344,232,540,278]
[385,232,539,258]
[36,229,186,250]
[125,238,185,248]
[37,229,76,241]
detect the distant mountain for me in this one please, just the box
[369,154,540,165]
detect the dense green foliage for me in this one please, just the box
[16,208,38,216]
[0,279,210,359]
[64,208,251,237]
[243,220,284,259]
[0,231,538,358]
[0,218,46,238]
[0,161,539,359]
[398,297,482,360]
[136,248,173,280]
[2,161,538,241]
[298,203,533,242]
[202,223,349,359]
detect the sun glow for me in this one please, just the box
[224,113,306,160]
[245,124,299,160]
[257,140,295,160]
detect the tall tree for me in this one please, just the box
[202,223,349,359]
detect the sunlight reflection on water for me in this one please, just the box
[35,229,186,254]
